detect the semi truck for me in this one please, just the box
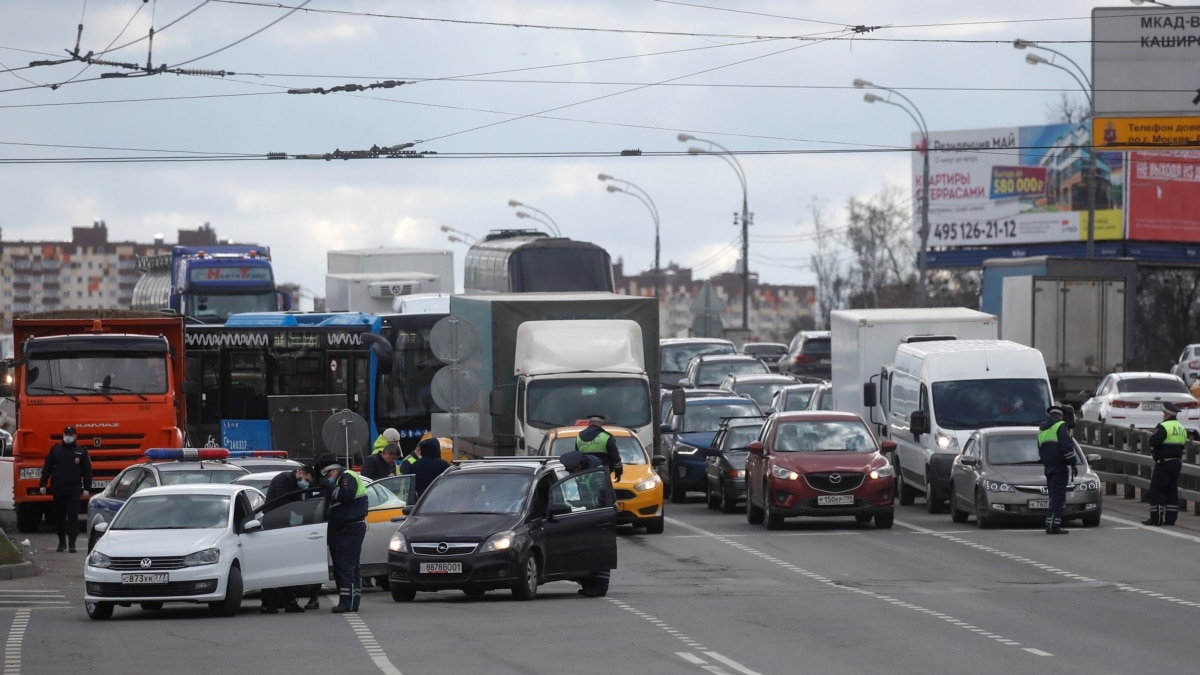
[980,256,1136,406]
[448,293,659,457]
[131,245,288,324]
[325,248,454,314]
[0,310,187,532]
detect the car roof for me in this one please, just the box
[685,395,762,407]
[972,426,1040,437]
[147,461,251,474]
[779,383,821,392]
[226,457,303,467]
[725,374,798,384]
[1108,372,1180,380]
[772,410,861,423]
[446,458,562,476]
[696,353,763,363]
[744,341,786,349]
[130,483,248,498]
[233,470,286,482]
[661,337,734,346]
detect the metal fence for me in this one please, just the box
[1074,419,1200,515]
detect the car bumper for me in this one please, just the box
[672,456,707,490]
[614,486,663,525]
[84,563,228,603]
[718,477,747,501]
[765,477,894,517]
[388,548,525,592]
[979,490,1103,520]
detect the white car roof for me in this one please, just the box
[1109,372,1179,379]
[130,483,249,498]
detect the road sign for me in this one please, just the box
[1093,7,1200,116]
[690,280,724,315]
[691,313,723,338]
[1094,116,1200,149]
[430,365,480,412]
[429,315,479,365]
[321,410,370,468]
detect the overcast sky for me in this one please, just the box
[2,1,1107,305]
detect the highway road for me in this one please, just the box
[0,494,1196,675]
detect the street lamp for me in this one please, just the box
[446,234,472,245]
[854,78,931,307]
[677,133,751,331]
[1130,0,1172,6]
[439,224,477,243]
[598,173,661,297]
[507,200,561,237]
[1015,39,1097,258]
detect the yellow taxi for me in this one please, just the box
[536,424,666,534]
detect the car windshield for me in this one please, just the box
[111,493,231,530]
[773,420,874,452]
[930,378,1052,429]
[160,469,248,485]
[780,387,816,411]
[680,402,761,432]
[526,377,651,430]
[736,382,789,408]
[662,342,734,373]
[416,473,533,515]
[547,435,648,465]
[1116,378,1189,394]
[985,434,1084,465]
[698,360,769,386]
[723,424,763,450]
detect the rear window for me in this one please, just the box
[781,387,815,411]
[801,338,831,356]
[662,343,735,373]
[1116,378,1188,394]
[681,402,761,432]
[698,360,769,386]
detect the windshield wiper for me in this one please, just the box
[62,385,111,401]
[97,384,148,401]
[27,385,78,401]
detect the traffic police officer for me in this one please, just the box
[575,415,623,481]
[1037,405,1077,535]
[1144,401,1187,526]
[559,450,613,597]
[39,425,92,553]
[323,461,368,613]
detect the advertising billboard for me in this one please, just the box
[1126,151,1200,243]
[913,123,1126,249]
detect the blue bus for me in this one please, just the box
[183,309,448,459]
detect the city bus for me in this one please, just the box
[183,309,448,459]
[463,229,615,293]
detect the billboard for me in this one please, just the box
[1126,151,1200,243]
[913,123,1125,249]
[1093,7,1200,117]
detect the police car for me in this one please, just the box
[85,449,251,551]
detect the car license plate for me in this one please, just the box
[817,495,854,506]
[91,480,109,490]
[121,573,168,584]
[419,562,462,575]
[1027,499,1050,510]
[1141,402,1163,411]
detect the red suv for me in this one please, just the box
[745,411,896,530]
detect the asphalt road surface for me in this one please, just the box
[0,493,1196,675]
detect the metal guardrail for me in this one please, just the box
[1073,419,1200,516]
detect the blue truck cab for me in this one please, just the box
[132,245,289,324]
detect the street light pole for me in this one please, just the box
[677,133,751,331]
[1015,40,1096,258]
[854,79,931,307]
[507,200,561,237]
[598,174,661,297]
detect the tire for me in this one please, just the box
[746,489,765,525]
[139,602,163,611]
[645,515,665,534]
[898,476,917,507]
[855,514,873,524]
[705,483,721,509]
[950,488,969,524]
[86,601,114,620]
[15,503,42,533]
[720,486,740,514]
[390,585,416,602]
[925,474,944,514]
[1081,514,1101,528]
[975,491,992,529]
[375,575,390,591]
[764,493,784,530]
[209,565,243,617]
[875,511,895,529]
[512,553,540,601]
[669,474,686,504]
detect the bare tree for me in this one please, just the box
[1045,92,1090,125]
[1133,268,1200,371]
[806,198,847,328]
[840,184,917,307]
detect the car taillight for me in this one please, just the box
[1110,400,1139,409]
[1189,360,1200,369]
[1177,400,1200,409]
[794,354,816,364]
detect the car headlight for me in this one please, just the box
[183,548,220,567]
[676,445,699,456]
[388,531,408,553]
[984,480,1013,493]
[634,475,660,492]
[770,465,799,481]
[86,551,112,569]
[935,432,959,453]
[869,464,894,480]
[481,530,516,552]
[1075,480,1100,492]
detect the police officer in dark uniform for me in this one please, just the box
[1037,405,1077,535]
[559,450,613,597]
[1144,401,1187,526]
[575,415,623,482]
[38,425,92,552]
[323,460,369,613]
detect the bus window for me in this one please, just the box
[351,356,368,416]
[224,352,267,420]
[273,355,324,395]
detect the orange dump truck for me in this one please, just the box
[0,310,186,532]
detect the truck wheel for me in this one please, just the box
[15,503,43,533]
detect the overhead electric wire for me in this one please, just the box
[170,0,310,68]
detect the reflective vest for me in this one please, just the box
[576,431,611,458]
[1036,421,1064,447]
[345,470,367,498]
[1161,418,1187,445]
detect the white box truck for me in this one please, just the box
[325,248,454,313]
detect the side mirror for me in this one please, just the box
[763,407,778,416]
[548,504,571,518]
[703,448,721,457]
[389,515,407,523]
[863,382,877,408]
[671,388,686,414]
[660,423,674,433]
[677,378,689,388]
[651,455,666,467]
[489,388,504,418]
[910,410,930,437]
[960,456,978,466]
[1085,453,1101,463]
[359,333,394,374]
[243,519,263,532]
[880,439,897,453]
[516,437,525,450]
[748,441,764,456]
[94,521,110,534]
[1079,389,1094,399]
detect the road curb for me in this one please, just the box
[0,527,37,579]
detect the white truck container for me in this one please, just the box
[830,307,999,438]
[513,320,652,455]
[325,248,454,313]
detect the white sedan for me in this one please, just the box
[1079,372,1200,436]
[84,483,329,620]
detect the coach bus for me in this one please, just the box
[463,229,615,294]
[184,308,447,457]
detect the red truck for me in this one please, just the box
[0,310,186,532]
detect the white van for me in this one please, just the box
[879,340,1053,514]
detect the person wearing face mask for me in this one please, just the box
[39,425,92,553]
[260,465,317,613]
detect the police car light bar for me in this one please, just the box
[226,450,289,458]
[145,448,230,461]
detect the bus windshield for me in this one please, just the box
[26,352,169,396]
[930,378,1052,429]
[525,378,651,430]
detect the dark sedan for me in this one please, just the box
[704,416,765,513]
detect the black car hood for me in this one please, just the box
[402,513,520,541]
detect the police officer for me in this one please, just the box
[575,415,623,482]
[323,460,368,613]
[559,450,613,597]
[1144,401,1187,526]
[38,425,92,552]
[1037,405,1077,535]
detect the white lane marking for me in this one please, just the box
[610,598,753,674]
[677,652,707,665]
[668,517,1048,654]
[1024,648,1054,656]
[340,611,403,675]
[1103,513,1200,543]
[4,609,30,675]
[704,650,765,675]
[899,518,1200,610]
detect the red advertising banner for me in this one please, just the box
[1127,151,1200,243]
